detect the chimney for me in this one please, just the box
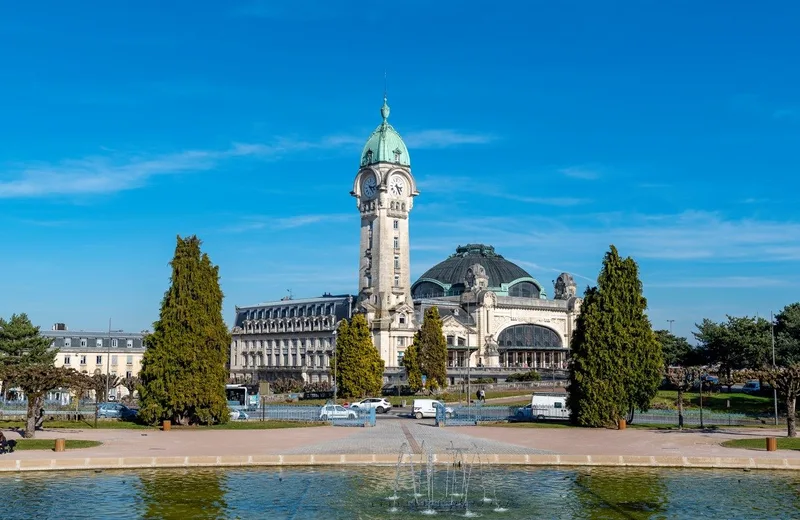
[52,323,67,331]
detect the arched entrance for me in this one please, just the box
[497,324,567,369]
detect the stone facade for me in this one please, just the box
[41,324,147,400]
[228,96,583,385]
[229,295,354,384]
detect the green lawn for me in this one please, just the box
[721,437,800,451]
[14,439,102,451]
[1,419,152,430]
[651,390,772,414]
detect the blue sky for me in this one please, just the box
[1,1,798,342]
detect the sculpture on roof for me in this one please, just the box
[465,263,489,291]
[554,273,577,300]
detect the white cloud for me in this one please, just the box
[559,167,599,180]
[404,130,496,149]
[0,127,497,199]
[435,210,800,263]
[0,136,355,199]
[221,213,352,233]
[416,175,588,206]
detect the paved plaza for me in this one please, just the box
[3,416,799,465]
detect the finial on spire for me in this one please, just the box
[380,70,390,121]
[381,94,390,121]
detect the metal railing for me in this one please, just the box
[234,404,376,427]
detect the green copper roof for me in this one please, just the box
[360,96,411,167]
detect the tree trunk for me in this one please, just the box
[677,389,684,429]
[787,395,796,438]
[24,395,42,439]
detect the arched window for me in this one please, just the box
[508,281,540,298]
[412,282,445,299]
[498,324,562,349]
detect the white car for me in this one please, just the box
[349,398,393,414]
[229,409,249,421]
[319,404,357,420]
[412,399,453,419]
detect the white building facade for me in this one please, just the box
[229,96,582,384]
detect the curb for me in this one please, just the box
[1,454,799,472]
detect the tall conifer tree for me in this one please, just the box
[138,235,230,425]
[334,314,384,398]
[416,307,448,391]
[567,245,662,426]
[402,342,423,393]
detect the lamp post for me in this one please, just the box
[667,320,675,333]
[772,311,778,426]
[332,329,337,405]
[105,318,111,402]
[467,334,471,414]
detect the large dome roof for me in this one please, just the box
[414,244,534,289]
[360,96,410,167]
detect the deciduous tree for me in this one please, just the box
[655,330,697,367]
[138,235,230,426]
[120,375,139,404]
[665,366,702,429]
[758,365,800,437]
[415,307,447,392]
[91,373,121,403]
[334,314,384,399]
[567,245,663,427]
[0,364,76,438]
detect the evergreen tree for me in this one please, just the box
[416,307,448,392]
[138,235,230,425]
[567,245,662,427]
[0,313,55,369]
[334,314,384,398]
[402,342,423,393]
[0,313,59,437]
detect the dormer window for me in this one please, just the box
[365,150,373,164]
[393,148,402,162]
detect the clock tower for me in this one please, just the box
[351,96,419,367]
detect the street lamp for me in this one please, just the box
[771,311,778,426]
[105,318,111,402]
[667,320,675,333]
[332,329,337,405]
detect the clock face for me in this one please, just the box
[389,174,406,197]
[362,174,377,199]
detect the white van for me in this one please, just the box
[412,399,453,419]
[516,393,569,420]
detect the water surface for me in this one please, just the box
[1,465,798,519]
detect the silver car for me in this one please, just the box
[319,404,357,420]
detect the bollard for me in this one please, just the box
[618,419,627,430]
[162,420,171,432]
[54,438,66,452]
[766,437,777,451]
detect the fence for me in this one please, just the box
[0,401,97,419]
[240,405,376,427]
[436,405,518,426]
[632,409,784,427]
[433,404,782,428]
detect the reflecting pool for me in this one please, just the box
[1,466,798,519]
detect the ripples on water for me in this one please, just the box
[1,466,799,519]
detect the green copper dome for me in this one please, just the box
[360,96,411,167]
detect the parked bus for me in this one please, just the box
[225,384,259,410]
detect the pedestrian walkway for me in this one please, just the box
[282,418,554,455]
